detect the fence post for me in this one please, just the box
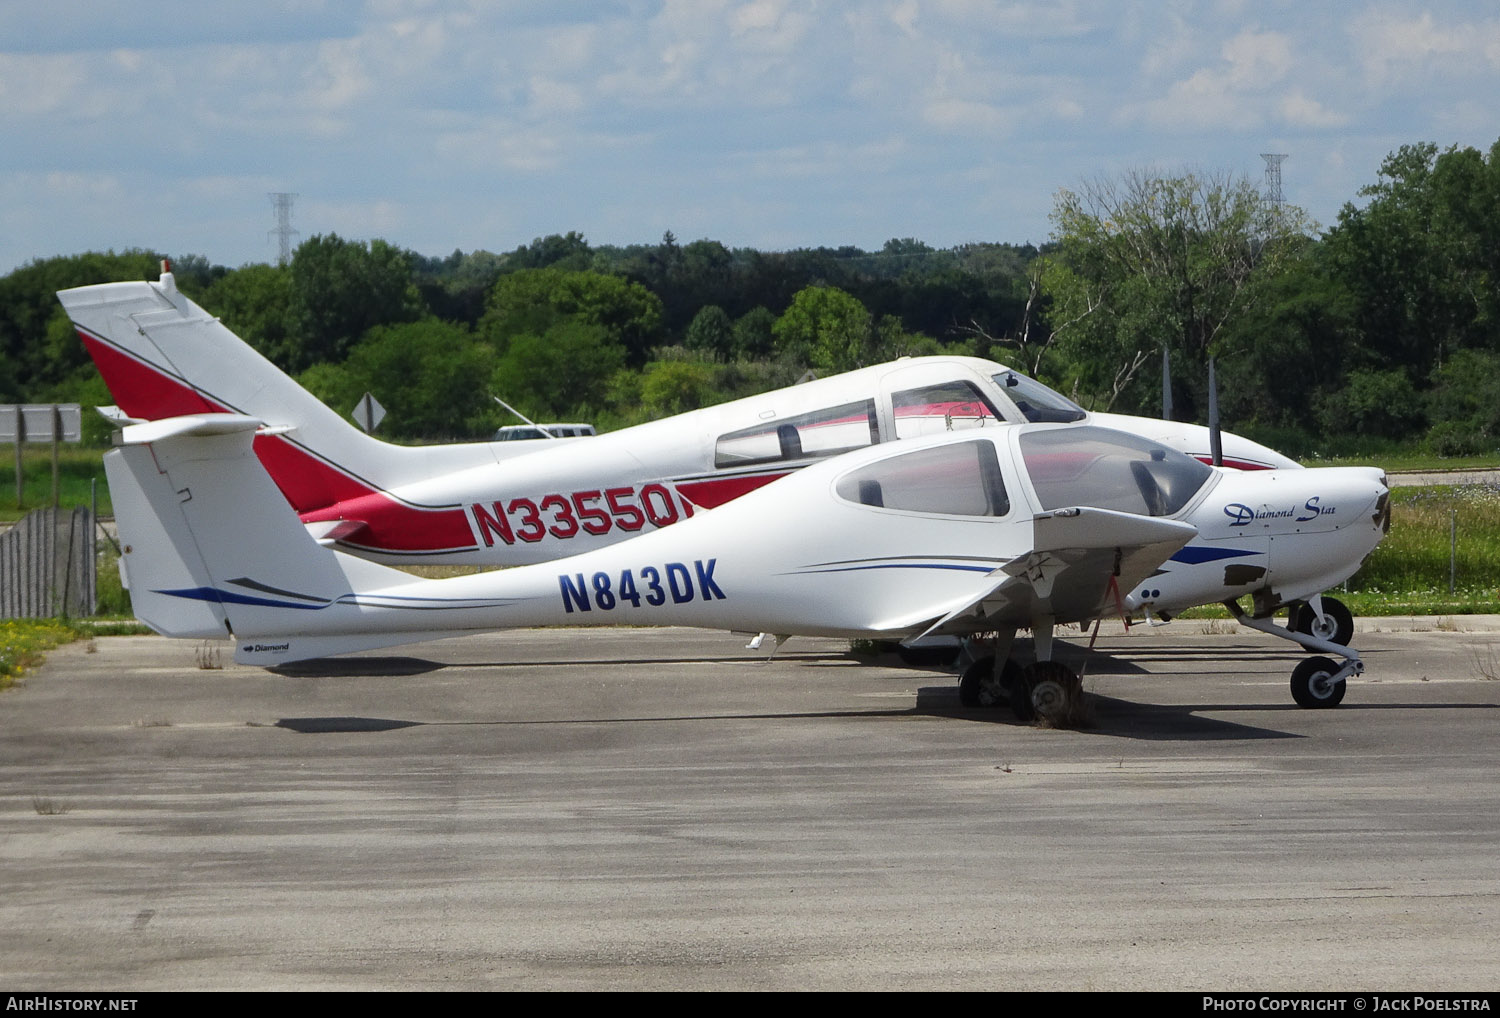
[51,405,61,509]
[12,408,22,510]
[1450,510,1457,596]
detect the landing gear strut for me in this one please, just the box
[956,621,1085,723]
[1224,598,1362,709]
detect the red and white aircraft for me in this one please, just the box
[104,411,1388,714]
[58,268,1296,572]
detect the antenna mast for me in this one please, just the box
[1260,154,1288,206]
[268,192,299,266]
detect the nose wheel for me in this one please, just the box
[1224,599,1362,708]
[1290,656,1349,708]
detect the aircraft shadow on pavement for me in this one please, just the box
[911,685,1301,741]
[270,657,446,677]
[276,716,425,733]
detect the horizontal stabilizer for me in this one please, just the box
[234,630,470,666]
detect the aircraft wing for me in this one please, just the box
[877,507,1197,639]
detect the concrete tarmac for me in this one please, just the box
[2,622,1498,992]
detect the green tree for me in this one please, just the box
[198,263,295,363]
[481,268,663,365]
[639,360,721,417]
[1424,348,1500,454]
[1042,169,1311,414]
[503,232,594,272]
[490,319,627,420]
[1324,139,1500,378]
[772,285,873,373]
[732,306,776,360]
[296,319,494,439]
[287,234,425,371]
[0,250,165,397]
[684,305,734,360]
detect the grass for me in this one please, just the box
[1306,451,1500,472]
[0,445,113,523]
[1347,484,1500,611]
[0,619,84,688]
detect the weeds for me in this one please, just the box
[31,795,68,816]
[195,642,223,670]
[1,620,81,688]
[1470,646,1500,682]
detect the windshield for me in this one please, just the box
[1019,426,1213,517]
[993,372,1087,423]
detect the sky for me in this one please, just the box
[3,0,1499,274]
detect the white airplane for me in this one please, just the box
[57,267,1359,653]
[103,411,1388,714]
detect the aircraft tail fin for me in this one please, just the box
[105,414,422,647]
[59,271,500,526]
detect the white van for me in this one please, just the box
[492,423,597,441]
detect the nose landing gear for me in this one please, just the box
[1224,598,1363,708]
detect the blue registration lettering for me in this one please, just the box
[618,569,641,608]
[666,562,694,603]
[642,566,665,606]
[560,573,591,613]
[695,559,726,601]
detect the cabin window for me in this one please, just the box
[836,440,1010,517]
[1019,426,1212,517]
[714,399,878,468]
[890,381,1002,439]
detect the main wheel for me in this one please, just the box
[1011,661,1082,723]
[1290,655,1347,708]
[958,655,1021,708]
[1292,597,1354,647]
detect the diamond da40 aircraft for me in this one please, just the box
[104,407,1388,716]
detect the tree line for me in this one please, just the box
[3,136,1497,457]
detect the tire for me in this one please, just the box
[1012,661,1081,723]
[1290,655,1347,708]
[1292,597,1354,647]
[959,656,1020,708]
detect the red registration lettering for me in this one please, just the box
[606,487,645,531]
[506,497,545,543]
[472,485,688,546]
[572,490,612,535]
[471,502,514,547]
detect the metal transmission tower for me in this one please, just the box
[268,193,299,265]
[1261,154,1288,205]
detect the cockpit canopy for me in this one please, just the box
[831,424,1213,522]
[1020,426,1214,517]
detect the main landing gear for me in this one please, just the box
[956,623,1085,723]
[1225,594,1360,709]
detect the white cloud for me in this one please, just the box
[923,98,1013,136]
[1280,90,1346,129]
[1125,28,1322,132]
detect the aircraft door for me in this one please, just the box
[876,363,1017,442]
